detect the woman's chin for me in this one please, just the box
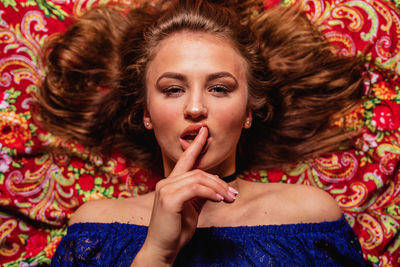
[191,151,208,169]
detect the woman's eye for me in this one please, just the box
[209,85,230,95]
[163,87,184,96]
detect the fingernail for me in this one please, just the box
[227,191,237,200]
[199,127,205,134]
[228,187,238,195]
[216,193,224,201]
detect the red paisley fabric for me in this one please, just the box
[0,0,399,266]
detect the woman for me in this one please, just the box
[38,0,366,265]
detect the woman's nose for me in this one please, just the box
[184,94,208,120]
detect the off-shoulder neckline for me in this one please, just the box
[69,215,349,235]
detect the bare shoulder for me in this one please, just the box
[68,193,154,226]
[234,180,342,225]
[283,183,343,223]
[68,198,117,225]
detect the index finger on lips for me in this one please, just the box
[170,126,208,177]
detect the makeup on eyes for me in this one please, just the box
[156,71,239,91]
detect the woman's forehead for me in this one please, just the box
[146,31,248,81]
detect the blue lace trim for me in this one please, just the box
[52,215,366,267]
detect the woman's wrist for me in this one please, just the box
[131,242,175,267]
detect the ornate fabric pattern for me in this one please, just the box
[0,0,399,266]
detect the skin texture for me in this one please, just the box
[69,32,343,267]
[143,32,252,177]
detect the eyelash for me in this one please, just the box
[162,85,231,97]
[163,87,184,96]
[209,85,230,95]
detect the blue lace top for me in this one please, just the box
[51,216,365,266]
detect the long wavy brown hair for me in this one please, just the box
[34,0,365,175]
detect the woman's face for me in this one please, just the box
[144,32,251,177]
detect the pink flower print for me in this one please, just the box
[0,91,9,109]
[0,149,12,173]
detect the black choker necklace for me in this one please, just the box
[221,173,237,183]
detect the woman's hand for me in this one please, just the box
[131,127,237,266]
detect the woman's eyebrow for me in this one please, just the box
[206,72,238,85]
[156,71,238,85]
[156,72,187,84]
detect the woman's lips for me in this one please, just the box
[179,123,212,154]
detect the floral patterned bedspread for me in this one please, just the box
[0,0,399,266]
